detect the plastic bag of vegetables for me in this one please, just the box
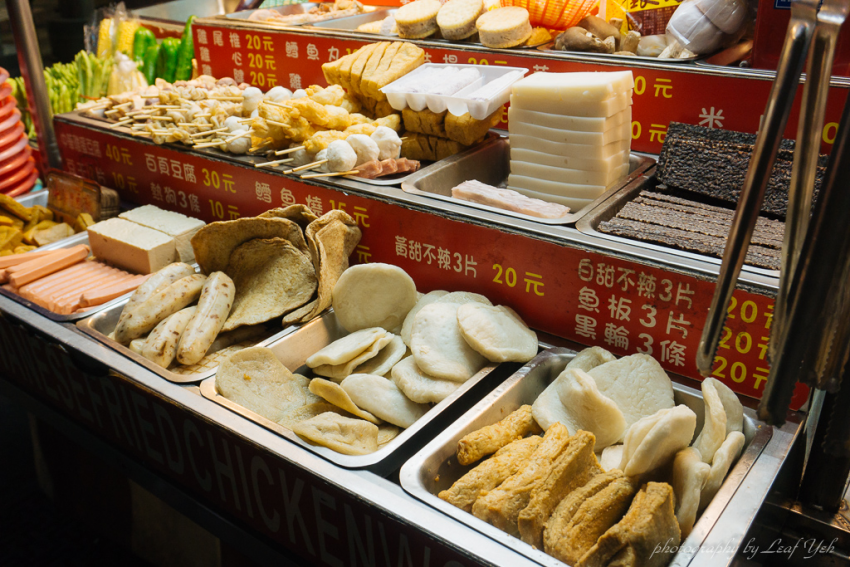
[108,53,147,96]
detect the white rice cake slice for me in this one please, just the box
[510,92,632,118]
[410,302,486,382]
[292,412,378,455]
[509,175,609,199]
[391,356,460,403]
[511,71,634,104]
[306,327,389,367]
[508,106,631,133]
[506,185,594,211]
[456,304,537,362]
[341,373,429,428]
[401,290,449,346]
[510,120,631,147]
[511,148,629,172]
[510,161,630,186]
[509,135,630,159]
[354,334,407,376]
[332,263,418,332]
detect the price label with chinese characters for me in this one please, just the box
[55,115,807,409]
[194,24,849,153]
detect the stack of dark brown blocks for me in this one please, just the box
[598,122,829,270]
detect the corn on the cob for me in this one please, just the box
[115,20,140,55]
[97,18,115,58]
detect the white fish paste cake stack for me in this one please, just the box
[507,71,634,211]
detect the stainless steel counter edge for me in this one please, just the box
[53,114,782,294]
[0,296,538,566]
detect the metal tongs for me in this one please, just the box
[697,0,850,425]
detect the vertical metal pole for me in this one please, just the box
[7,0,62,171]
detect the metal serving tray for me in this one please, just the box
[575,178,781,278]
[401,136,655,225]
[225,4,385,26]
[76,296,294,384]
[400,348,770,567]
[537,43,701,63]
[15,189,46,208]
[199,309,501,474]
[0,233,129,322]
[307,10,549,49]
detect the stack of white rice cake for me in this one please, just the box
[507,71,634,211]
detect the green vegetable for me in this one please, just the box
[156,38,180,83]
[142,43,161,85]
[132,27,156,63]
[175,15,196,81]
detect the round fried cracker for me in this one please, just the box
[332,263,418,332]
[457,304,538,362]
[410,302,486,382]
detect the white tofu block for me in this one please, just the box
[510,148,630,172]
[120,205,206,263]
[511,120,632,146]
[506,183,596,210]
[510,92,632,117]
[511,71,634,103]
[87,218,177,275]
[508,106,631,133]
[507,174,609,200]
[510,134,630,159]
[510,160,630,186]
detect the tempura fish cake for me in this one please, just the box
[457,405,541,466]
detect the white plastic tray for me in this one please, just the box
[380,63,528,120]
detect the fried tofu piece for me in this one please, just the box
[372,42,425,101]
[445,108,502,146]
[363,42,402,100]
[545,470,624,545]
[0,194,32,221]
[374,100,397,118]
[0,227,23,251]
[337,45,369,93]
[374,114,402,132]
[439,435,542,512]
[579,482,681,567]
[403,108,448,138]
[457,405,542,466]
[518,430,601,548]
[322,54,345,88]
[546,476,636,564]
[352,42,389,97]
[401,133,472,161]
[472,423,571,537]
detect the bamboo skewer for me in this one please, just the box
[193,139,226,149]
[190,127,227,138]
[113,102,133,109]
[275,146,304,156]
[300,170,358,179]
[126,108,154,116]
[104,109,121,116]
[150,116,175,122]
[109,118,133,129]
[255,157,294,168]
[151,105,181,109]
[223,130,252,144]
[284,159,327,174]
[207,96,243,101]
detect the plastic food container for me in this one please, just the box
[381,63,528,120]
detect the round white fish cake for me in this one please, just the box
[410,302,486,382]
[400,290,449,346]
[457,304,538,362]
[292,412,378,455]
[341,373,429,428]
[354,335,407,376]
[332,263,418,332]
[312,333,394,382]
[306,327,389,367]
[436,291,492,306]
[308,377,381,424]
[391,356,460,404]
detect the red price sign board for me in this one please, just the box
[55,115,808,408]
[193,22,849,154]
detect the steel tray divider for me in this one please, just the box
[574,179,782,280]
[75,296,298,384]
[401,136,655,225]
[198,310,516,475]
[399,347,774,567]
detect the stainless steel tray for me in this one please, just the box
[15,189,47,208]
[225,4,386,26]
[537,43,701,63]
[401,136,655,225]
[575,179,781,278]
[400,348,771,567]
[0,233,132,322]
[76,296,295,383]
[200,309,502,474]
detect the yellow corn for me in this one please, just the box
[116,20,140,55]
[97,18,114,58]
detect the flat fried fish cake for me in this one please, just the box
[457,405,541,466]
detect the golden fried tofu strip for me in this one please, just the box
[518,430,601,548]
[439,436,542,512]
[544,470,624,550]
[457,405,542,466]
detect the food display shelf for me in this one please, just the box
[76,294,296,384]
[199,310,506,474]
[400,136,655,225]
[401,348,771,567]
